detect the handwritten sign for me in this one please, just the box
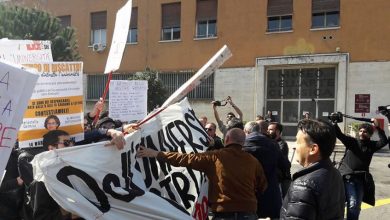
[0,60,39,182]
[0,39,53,64]
[18,62,84,148]
[109,80,148,122]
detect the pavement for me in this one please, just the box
[286,141,390,219]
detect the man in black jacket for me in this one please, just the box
[244,121,290,219]
[335,119,388,220]
[280,119,345,220]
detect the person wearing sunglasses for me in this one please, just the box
[205,122,224,151]
[212,96,243,138]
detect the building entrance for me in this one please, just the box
[265,67,336,138]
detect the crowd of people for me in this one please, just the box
[1,95,390,220]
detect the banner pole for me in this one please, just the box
[93,71,113,125]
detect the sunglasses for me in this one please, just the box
[57,139,75,147]
[206,128,214,131]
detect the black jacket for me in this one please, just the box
[280,159,345,220]
[334,124,388,176]
[244,132,290,218]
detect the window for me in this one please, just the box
[161,3,181,41]
[91,11,107,45]
[127,7,138,43]
[159,71,214,99]
[312,0,340,28]
[267,0,293,32]
[196,0,217,38]
[58,15,71,28]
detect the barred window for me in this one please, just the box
[87,71,214,101]
[159,71,214,99]
[87,73,134,100]
[58,15,71,28]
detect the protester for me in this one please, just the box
[255,115,264,121]
[199,116,208,128]
[267,122,291,198]
[0,145,24,220]
[334,119,388,220]
[257,120,269,136]
[243,121,289,219]
[212,96,243,137]
[264,110,275,123]
[137,128,267,220]
[280,119,345,219]
[205,122,224,151]
[44,114,61,131]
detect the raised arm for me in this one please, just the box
[227,96,243,120]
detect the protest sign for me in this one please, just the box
[0,60,39,184]
[18,62,84,148]
[0,38,53,64]
[104,0,132,73]
[109,80,148,122]
[32,98,209,219]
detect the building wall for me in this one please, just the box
[15,0,390,73]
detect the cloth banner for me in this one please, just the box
[32,98,210,220]
[0,38,53,64]
[0,60,39,184]
[18,62,84,148]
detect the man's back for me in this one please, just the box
[158,144,267,213]
[280,159,345,220]
[244,132,289,218]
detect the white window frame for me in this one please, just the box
[196,19,217,39]
[267,15,293,33]
[127,28,138,44]
[91,29,107,46]
[161,27,181,41]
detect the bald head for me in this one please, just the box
[225,128,246,146]
[257,120,269,135]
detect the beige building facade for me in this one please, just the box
[12,0,390,137]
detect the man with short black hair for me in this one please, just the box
[268,122,291,198]
[280,119,345,219]
[137,128,267,220]
[334,119,388,220]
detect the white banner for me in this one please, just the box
[18,62,84,148]
[104,0,132,73]
[109,80,148,122]
[0,38,53,64]
[32,98,210,220]
[0,60,39,184]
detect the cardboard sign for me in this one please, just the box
[0,61,39,183]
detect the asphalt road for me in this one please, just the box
[287,141,390,220]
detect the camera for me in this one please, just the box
[213,100,222,106]
[378,105,390,117]
[212,98,228,107]
[328,112,343,123]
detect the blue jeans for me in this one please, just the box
[344,175,364,220]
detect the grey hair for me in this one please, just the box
[244,121,260,134]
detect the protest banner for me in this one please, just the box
[18,62,84,148]
[32,98,209,219]
[104,0,132,74]
[0,60,39,184]
[109,80,148,122]
[0,38,53,64]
